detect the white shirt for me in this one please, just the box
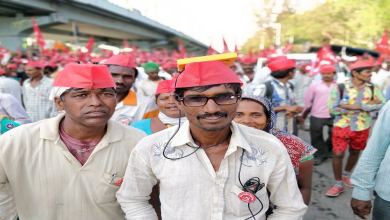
[0,76,22,103]
[290,72,312,106]
[137,78,161,99]
[0,114,147,220]
[117,121,307,220]
[22,76,56,122]
[250,66,271,92]
[371,69,390,92]
[112,90,157,125]
[0,93,31,124]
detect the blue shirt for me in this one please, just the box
[351,101,390,202]
[131,118,153,135]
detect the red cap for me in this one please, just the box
[7,64,17,69]
[162,63,177,69]
[104,54,136,69]
[267,59,295,72]
[349,60,375,71]
[0,68,5,75]
[267,56,287,63]
[156,80,175,95]
[320,65,337,73]
[12,58,23,63]
[172,73,179,81]
[53,64,116,89]
[241,57,256,64]
[26,61,43,69]
[175,60,242,88]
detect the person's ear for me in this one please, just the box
[54,97,65,111]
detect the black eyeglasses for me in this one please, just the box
[177,94,241,107]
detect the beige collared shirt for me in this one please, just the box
[0,114,147,220]
[117,121,307,220]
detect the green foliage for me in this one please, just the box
[242,0,390,53]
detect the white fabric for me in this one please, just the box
[0,114,147,220]
[0,76,22,103]
[117,121,307,220]
[49,86,71,100]
[0,93,31,124]
[371,69,390,92]
[22,76,57,122]
[112,91,157,125]
[157,111,187,126]
[137,78,160,99]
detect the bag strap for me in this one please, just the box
[264,81,273,101]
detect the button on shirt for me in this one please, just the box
[252,78,296,131]
[112,90,157,125]
[117,121,307,220]
[351,101,390,202]
[22,76,55,122]
[328,80,386,131]
[303,81,337,118]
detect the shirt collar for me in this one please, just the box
[40,114,124,144]
[346,80,371,88]
[170,121,253,154]
[271,77,286,87]
[122,90,137,106]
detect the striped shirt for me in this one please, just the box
[351,101,390,202]
[22,76,55,122]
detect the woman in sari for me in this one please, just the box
[234,95,315,205]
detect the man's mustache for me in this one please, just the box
[197,112,227,120]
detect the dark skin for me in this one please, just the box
[107,65,136,103]
[150,93,184,134]
[177,85,239,171]
[351,198,372,219]
[333,68,382,182]
[25,66,43,88]
[272,70,303,117]
[163,67,177,76]
[147,70,162,81]
[53,88,117,142]
[241,63,255,81]
[234,100,313,205]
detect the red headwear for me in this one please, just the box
[241,57,256,64]
[267,59,295,72]
[156,80,175,95]
[266,56,287,63]
[349,60,375,71]
[53,64,116,89]
[162,63,177,69]
[104,54,136,69]
[0,68,5,75]
[175,60,243,88]
[26,61,43,69]
[7,64,17,69]
[319,65,337,73]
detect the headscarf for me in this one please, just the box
[241,95,315,150]
[0,114,20,135]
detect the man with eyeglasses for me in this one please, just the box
[117,55,307,220]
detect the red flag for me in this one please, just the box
[178,39,187,58]
[123,39,129,49]
[223,38,230,53]
[282,43,294,54]
[309,46,338,77]
[85,36,94,53]
[0,46,10,60]
[376,30,389,55]
[31,17,48,55]
[207,45,218,55]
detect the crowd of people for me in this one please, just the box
[0,50,389,220]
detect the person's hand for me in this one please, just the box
[296,116,304,125]
[367,99,382,105]
[350,198,372,219]
[339,104,363,110]
[285,105,303,114]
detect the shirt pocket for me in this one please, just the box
[94,172,123,204]
[228,185,268,217]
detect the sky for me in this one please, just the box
[108,0,324,52]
